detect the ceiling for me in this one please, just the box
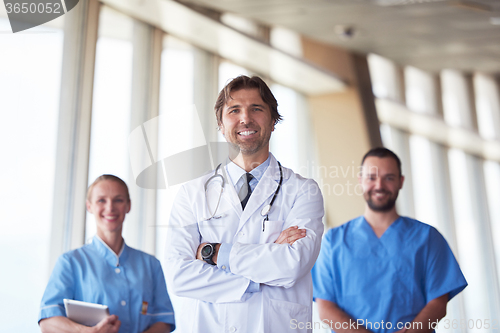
[176,0,500,74]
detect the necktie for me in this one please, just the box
[238,173,254,210]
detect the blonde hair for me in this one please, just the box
[87,175,130,202]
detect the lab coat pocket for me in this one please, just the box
[260,220,284,243]
[267,298,310,333]
[198,210,233,242]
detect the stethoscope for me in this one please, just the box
[204,161,283,232]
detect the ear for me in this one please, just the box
[86,200,92,213]
[219,122,225,136]
[126,200,131,214]
[399,175,405,189]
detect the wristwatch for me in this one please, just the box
[201,243,219,265]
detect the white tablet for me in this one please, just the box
[63,299,109,327]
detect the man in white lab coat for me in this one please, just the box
[165,75,324,333]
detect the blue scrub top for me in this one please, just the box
[312,216,467,333]
[39,236,175,332]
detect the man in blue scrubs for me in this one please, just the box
[312,148,467,333]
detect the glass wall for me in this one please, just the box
[0,17,64,333]
[370,52,500,332]
[85,7,134,241]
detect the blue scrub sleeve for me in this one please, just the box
[39,254,74,322]
[148,261,176,331]
[425,227,467,302]
[312,230,337,304]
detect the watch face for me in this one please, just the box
[201,244,212,257]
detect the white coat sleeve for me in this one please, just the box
[164,185,254,304]
[229,178,324,288]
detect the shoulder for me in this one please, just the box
[323,217,362,246]
[399,216,440,237]
[58,243,93,262]
[399,216,450,248]
[126,246,162,266]
[281,164,321,196]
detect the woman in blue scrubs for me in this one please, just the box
[39,175,175,333]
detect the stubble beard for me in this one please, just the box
[365,190,399,212]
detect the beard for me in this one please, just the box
[227,128,271,156]
[364,189,399,212]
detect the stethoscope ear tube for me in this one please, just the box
[262,161,283,231]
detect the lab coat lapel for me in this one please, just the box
[237,156,280,233]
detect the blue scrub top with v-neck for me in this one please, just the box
[312,216,467,332]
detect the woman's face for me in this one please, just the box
[86,180,131,235]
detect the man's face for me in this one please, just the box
[359,156,404,212]
[220,88,274,157]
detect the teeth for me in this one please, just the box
[239,131,256,136]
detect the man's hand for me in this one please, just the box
[196,243,221,264]
[274,226,306,245]
[92,315,121,333]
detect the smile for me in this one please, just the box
[238,130,257,136]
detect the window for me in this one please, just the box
[85,6,134,241]
[0,17,63,333]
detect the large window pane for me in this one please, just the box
[155,35,195,257]
[85,7,133,241]
[155,35,195,333]
[474,74,500,140]
[484,160,500,288]
[367,53,403,102]
[0,18,63,333]
[405,66,438,115]
[448,149,494,330]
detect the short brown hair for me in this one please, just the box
[214,75,282,127]
[361,147,402,176]
[87,174,130,202]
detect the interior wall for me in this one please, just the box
[302,37,381,228]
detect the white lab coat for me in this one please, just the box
[165,154,324,333]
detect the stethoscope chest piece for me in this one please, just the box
[260,204,271,216]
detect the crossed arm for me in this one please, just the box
[165,179,324,303]
[196,226,307,263]
[316,294,448,333]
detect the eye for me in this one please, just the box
[97,199,105,203]
[115,199,124,203]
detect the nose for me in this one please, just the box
[239,109,251,124]
[104,200,114,212]
[374,177,383,189]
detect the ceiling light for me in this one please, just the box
[375,0,447,6]
[491,17,500,25]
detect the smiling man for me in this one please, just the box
[165,76,324,333]
[312,148,467,333]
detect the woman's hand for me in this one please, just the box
[91,315,121,333]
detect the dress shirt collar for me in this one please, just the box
[226,154,271,188]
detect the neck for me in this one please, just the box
[96,230,124,255]
[363,207,399,238]
[232,151,269,172]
